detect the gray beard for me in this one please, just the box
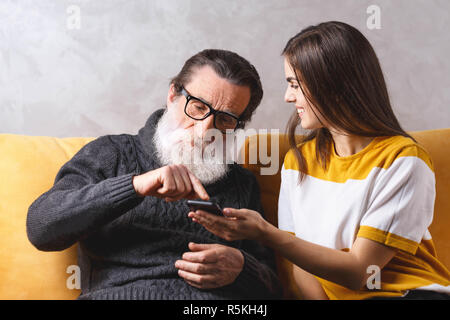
[153,107,229,185]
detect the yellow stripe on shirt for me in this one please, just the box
[357,225,419,254]
[283,136,434,183]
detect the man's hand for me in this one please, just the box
[175,242,244,289]
[132,165,209,201]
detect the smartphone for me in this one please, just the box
[187,200,223,216]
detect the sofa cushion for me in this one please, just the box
[0,134,94,299]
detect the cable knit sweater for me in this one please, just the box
[26,109,282,300]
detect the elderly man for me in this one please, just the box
[26,49,282,300]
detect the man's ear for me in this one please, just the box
[166,83,178,107]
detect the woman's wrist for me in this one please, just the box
[259,220,279,247]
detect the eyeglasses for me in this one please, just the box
[181,87,243,133]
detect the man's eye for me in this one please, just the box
[220,117,233,125]
[194,104,208,111]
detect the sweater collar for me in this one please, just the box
[137,108,165,166]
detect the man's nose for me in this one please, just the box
[201,115,215,132]
[193,115,216,137]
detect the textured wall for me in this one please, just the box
[1,0,449,137]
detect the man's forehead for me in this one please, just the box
[186,66,250,113]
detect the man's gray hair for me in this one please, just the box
[170,49,263,127]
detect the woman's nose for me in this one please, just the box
[284,89,296,103]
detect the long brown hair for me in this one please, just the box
[282,21,415,182]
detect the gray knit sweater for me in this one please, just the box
[26,109,282,300]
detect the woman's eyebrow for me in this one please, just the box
[286,76,298,83]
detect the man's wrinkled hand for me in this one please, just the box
[175,242,244,289]
[132,164,209,202]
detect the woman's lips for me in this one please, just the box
[296,107,305,117]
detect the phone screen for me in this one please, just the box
[187,200,223,216]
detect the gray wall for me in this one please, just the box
[1,0,449,138]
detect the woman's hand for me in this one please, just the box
[188,208,269,242]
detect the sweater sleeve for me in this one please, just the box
[26,135,144,252]
[230,169,283,299]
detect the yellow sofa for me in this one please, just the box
[0,129,449,299]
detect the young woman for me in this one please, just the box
[188,21,450,300]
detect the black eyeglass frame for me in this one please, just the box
[181,87,243,133]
